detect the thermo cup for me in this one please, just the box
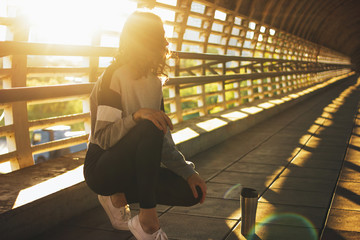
[240,187,258,237]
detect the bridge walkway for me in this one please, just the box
[33,76,360,240]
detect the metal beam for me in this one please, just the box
[279,0,298,31]
[291,0,318,36]
[260,0,275,23]
[270,0,286,27]
[283,0,308,34]
[296,0,329,39]
[248,0,258,20]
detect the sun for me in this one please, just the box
[17,0,138,45]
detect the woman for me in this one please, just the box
[84,11,207,240]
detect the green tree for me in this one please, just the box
[27,76,84,131]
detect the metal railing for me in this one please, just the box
[0,41,352,172]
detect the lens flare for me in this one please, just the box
[223,183,242,199]
[247,213,318,240]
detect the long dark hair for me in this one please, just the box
[113,11,170,79]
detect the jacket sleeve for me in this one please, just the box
[92,110,136,150]
[90,65,137,150]
[161,128,197,180]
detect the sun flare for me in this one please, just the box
[15,0,138,45]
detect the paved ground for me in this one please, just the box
[34,76,360,240]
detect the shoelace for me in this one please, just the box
[120,205,131,221]
[153,229,168,240]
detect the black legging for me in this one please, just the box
[84,120,201,209]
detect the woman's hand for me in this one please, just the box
[187,173,207,204]
[133,108,173,134]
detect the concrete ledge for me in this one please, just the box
[0,152,99,240]
[0,72,355,239]
[0,182,98,240]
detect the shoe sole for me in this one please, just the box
[128,218,168,240]
[98,195,129,231]
[128,218,144,240]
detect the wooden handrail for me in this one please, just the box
[0,125,14,137]
[175,51,327,64]
[0,152,17,164]
[167,68,343,85]
[0,66,344,105]
[0,41,116,57]
[27,67,102,74]
[0,17,15,26]
[28,113,91,131]
[0,83,94,104]
[0,41,352,66]
[31,134,89,155]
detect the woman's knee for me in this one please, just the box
[136,119,164,138]
[187,186,203,206]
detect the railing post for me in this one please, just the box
[3,108,19,170]
[200,85,207,116]
[247,80,254,102]
[83,29,101,135]
[258,79,264,100]
[237,80,242,105]
[221,81,227,110]
[8,14,33,169]
[267,78,273,97]
[166,86,177,122]
[8,102,33,169]
[89,29,101,83]
[82,100,91,135]
[231,82,239,106]
[174,84,183,123]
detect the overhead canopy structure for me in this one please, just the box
[205,0,360,71]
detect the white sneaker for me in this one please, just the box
[98,195,131,231]
[128,215,168,240]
